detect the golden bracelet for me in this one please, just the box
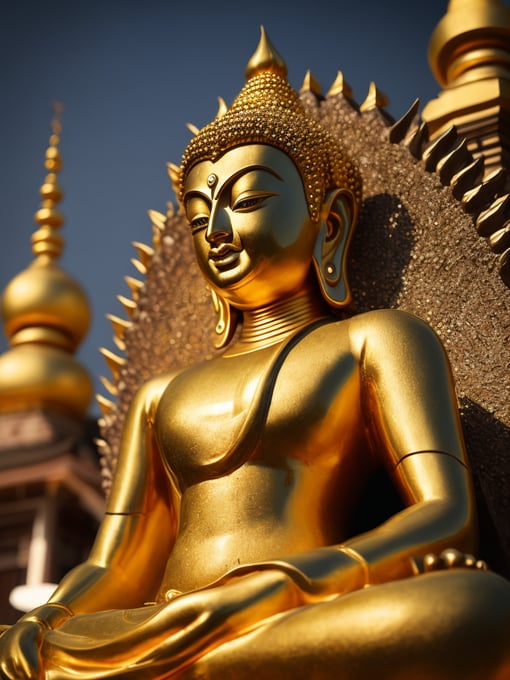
[22,602,74,630]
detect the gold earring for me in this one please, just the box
[209,288,238,348]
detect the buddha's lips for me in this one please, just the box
[208,243,242,264]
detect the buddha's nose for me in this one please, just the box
[206,207,232,243]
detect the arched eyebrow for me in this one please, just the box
[183,189,210,212]
[183,164,283,205]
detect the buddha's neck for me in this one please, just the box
[226,288,330,356]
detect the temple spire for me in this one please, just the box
[423,0,510,179]
[0,105,93,419]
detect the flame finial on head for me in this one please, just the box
[245,26,287,80]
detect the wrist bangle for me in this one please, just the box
[338,546,370,587]
[21,602,73,630]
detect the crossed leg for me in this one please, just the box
[27,569,510,680]
[184,569,510,680]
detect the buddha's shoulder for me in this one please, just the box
[327,309,440,357]
[347,308,433,334]
[132,369,183,413]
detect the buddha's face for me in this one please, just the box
[183,144,319,310]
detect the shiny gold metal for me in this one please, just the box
[327,70,353,98]
[2,29,510,680]
[360,81,389,112]
[300,69,322,97]
[0,105,93,419]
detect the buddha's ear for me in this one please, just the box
[312,188,357,309]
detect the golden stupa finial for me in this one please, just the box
[423,0,510,177]
[245,26,287,80]
[428,0,510,87]
[0,105,93,419]
[31,101,66,262]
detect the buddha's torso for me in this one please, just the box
[155,320,373,593]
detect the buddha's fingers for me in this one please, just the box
[423,548,488,573]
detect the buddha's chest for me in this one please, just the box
[155,337,361,489]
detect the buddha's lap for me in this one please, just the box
[185,569,510,680]
[42,569,510,679]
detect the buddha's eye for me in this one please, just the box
[233,194,273,212]
[190,216,209,231]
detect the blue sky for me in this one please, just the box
[1,1,448,415]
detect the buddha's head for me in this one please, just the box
[178,28,362,346]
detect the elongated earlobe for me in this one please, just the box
[210,288,239,348]
[312,188,357,308]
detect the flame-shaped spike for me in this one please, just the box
[461,168,507,214]
[435,138,472,186]
[152,225,161,248]
[422,125,458,172]
[125,275,144,299]
[132,241,154,268]
[216,97,228,118]
[360,82,389,112]
[300,70,322,97]
[407,121,429,160]
[106,313,132,341]
[130,258,147,276]
[167,162,180,183]
[499,247,510,287]
[389,99,420,144]
[489,220,510,253]
[476,193,510,237]
[96,393,116,416]
[100,375,119,396]
[450,158,485,200]
[186,122,200,136]
[112,333,126,352]
[167,162,181,196]
[100,347,126,381]
[326,70,353,98]
[100,464,113,483]
[117,294,137,319]
[166,202,175,217]
[93,437,110,454]
[148,209,167,231]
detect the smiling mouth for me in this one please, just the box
[209,243,242,269]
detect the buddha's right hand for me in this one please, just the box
[421,548,488,572]
[0,620,44,680]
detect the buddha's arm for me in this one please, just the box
[32,374,178,618]
[344,309,476,580]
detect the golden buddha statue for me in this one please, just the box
[2,28,510,680]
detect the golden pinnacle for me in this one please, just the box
[245,26,287,80]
